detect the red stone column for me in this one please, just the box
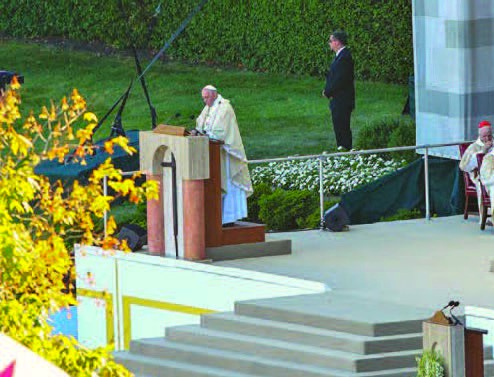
[182,179,206,260]
[146,174,164,256]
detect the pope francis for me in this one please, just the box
[195,85,253,224]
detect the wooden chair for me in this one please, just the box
[459,143,479,219]
[476,153,491,230]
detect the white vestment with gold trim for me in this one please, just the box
[197,95,253,223]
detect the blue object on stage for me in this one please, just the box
[49,306,78,339]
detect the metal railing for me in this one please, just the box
[102,139,472,236]
[248,140,473,226]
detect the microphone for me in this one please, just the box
[441,300,457,310]
[445,300,461,326]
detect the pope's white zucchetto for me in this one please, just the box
[203,85,217,91]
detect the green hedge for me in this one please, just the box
[355,117,417,163]
[259,189,319,231]
[248,184,342,231]
[0,0,413,83]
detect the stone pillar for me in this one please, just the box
[182,180,206,260]
[139,131,209,259]
[423,321,465,377]
[146,174,164,255]
[412,0,494,158]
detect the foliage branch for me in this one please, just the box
[0,78,158,376]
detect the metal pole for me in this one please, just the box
[424,147,430,220]
[319,157,325,229]
[103,175,108,237]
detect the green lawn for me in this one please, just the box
[1,40,408,159]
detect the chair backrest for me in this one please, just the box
[463,171,477,192]
[476,153,491,204]
[476,152,485,168]
[459,143,471,158]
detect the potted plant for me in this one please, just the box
[416,349,445,377]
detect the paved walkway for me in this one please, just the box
[215,215,494,311]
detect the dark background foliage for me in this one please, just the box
[0,0,413,83]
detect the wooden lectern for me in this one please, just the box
[423,310,465,377]
[204,140,265,247]
[140,127,209,259]
[424,309,488,377]
[464,327,487,377]
[140,126,266,259]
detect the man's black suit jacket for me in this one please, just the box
[323,47,355,111]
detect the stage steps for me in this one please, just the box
[115,292,494,376]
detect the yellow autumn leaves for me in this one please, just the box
[0,81,156,376]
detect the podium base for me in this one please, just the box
[206,239,291,262]
[221,221,265,246]
[206,220,266,248]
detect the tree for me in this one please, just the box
[0,78,158,376]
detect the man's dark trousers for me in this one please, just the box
[330,100,353,150]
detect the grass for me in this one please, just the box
[1,40,409,159]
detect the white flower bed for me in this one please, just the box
[250,153,406,195]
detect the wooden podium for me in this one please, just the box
[204,140,265,247]
[140,127,267,260]
[464,327,487,377]
[140,129,210,259]
[424,310,488,377]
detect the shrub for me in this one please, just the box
[388,119,417,163]
[356,117,418,163]
[112,201,148,230]
[380,208,422,222]
[246,182,273,223]
[355,119,399,151]
[258,189,318,231]
[0,0,413,83]
[300,197,342,229]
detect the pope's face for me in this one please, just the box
[202,89,217,107]
[479,127,493,144]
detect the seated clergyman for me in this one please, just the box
[460,120,493,221]
[193,85,253,225]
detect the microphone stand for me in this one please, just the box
[449,302,462,326]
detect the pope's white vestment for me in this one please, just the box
[196,95,253,224]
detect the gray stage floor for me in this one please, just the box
[215,215,494,311]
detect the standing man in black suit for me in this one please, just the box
[322,30,355,150]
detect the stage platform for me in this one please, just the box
[215,215,494,311]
